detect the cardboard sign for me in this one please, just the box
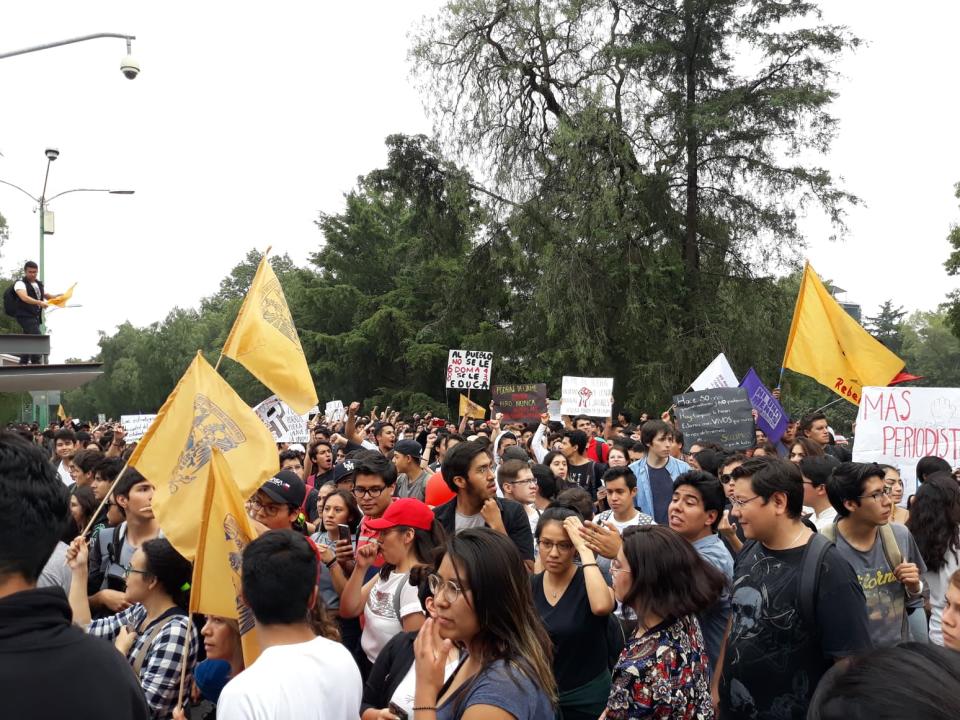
[560,376,614,417]
[854,386,960,498]
[673,387,755,451]
[324,400,345,424]
[492,383,547,423]
[446,350,493,390]
[548,400,562,422]
[690,353,738,391]
[253,396,309,443]
[739,368,789,443]
[121,414,158,442]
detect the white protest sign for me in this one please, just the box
[121,414,158,442]
[690,353,738,391]
[548,399,562,422]
[446,350,493,390]
[853,386,960,499]
[325,400,346,423]
[560,376,614,417]
[97,413,107,425]
[253,395,310,443]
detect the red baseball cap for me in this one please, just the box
[365,498,435,531]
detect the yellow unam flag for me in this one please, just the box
[459,393,486,420]
[56,404,66,421]
[127,351,278,559]
[190,448,261,667]
[47,283,76,308]
[221,252,318,414]
[783,262,905,405]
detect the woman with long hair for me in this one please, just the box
[533,505,615,720]
[880,465,910,525]
[789,437,824,464]
[544,451,569,484]
[340,498,444,672]
[66,485,97,541]
[908,473,960,645]
[413,528,555,719]
[605,525,725,719]
[67,536,198,719]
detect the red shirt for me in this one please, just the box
[586,437,610,463]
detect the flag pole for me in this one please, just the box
[779,262,809,389]
[80,460,130,538]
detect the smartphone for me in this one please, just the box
[337,524,352,544]
[388,702,409,720]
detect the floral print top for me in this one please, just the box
[605,614,714,719]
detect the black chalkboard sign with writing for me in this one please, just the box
[672,387,756,452]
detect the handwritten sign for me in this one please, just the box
[673,388,755,451]
[324,400,345,424]
[253,396,309,443]
[446,350,493,390]
[690,353,738,391]
[739,368,788,443]
[560,376,614,417]
[120,414,158,442]
[854,386,960,498]
[493,383,547,423]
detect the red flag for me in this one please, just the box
[888,371,923,386]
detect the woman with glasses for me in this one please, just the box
[66,536,198,719]
[340,498,445,675]
[413,528,556,719]
[532,505,615,720]
[880,465,910,525]
[606,525,724,719]
[908,474,960,646]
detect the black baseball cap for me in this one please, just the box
[259,470,306,507]
[394,439,422,461]
[333,460,357,485]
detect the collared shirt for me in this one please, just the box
[87,604,197,719]
[810,506,838,531]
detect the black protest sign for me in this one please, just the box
[672,387,755,451]
[492,383,547,423]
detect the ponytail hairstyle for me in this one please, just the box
[141,538,193,609]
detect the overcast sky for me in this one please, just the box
[1,1,958,363]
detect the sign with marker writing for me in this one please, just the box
[446,350,493,390]
[492,383,547,423]
[854,386,960,499]
[673,387,755,451]
[121,414,158,442]
[560,376,613,417]
[253,395,310,443]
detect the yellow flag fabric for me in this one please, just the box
[56,404,66,421]
[47,283,76,308]
[459,394,486,420]
[221,254,317,414]
[127,351,278,559]
[783,262,905,405]
[189,448,261,667]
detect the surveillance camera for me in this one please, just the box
[45,148,60,161]
[120,56,140,80]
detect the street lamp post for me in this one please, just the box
[0,150,134,426]
[0,33,138,80]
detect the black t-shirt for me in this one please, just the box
[532,567,610,692]
[567,461,605,499]
[647,463,674,524]
[719,539,871,719]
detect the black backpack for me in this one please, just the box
[3,284,18,317]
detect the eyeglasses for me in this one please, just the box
[610,562,630,576]
[123,565,150,579]
[504,479,538,487]
[859,487,892,502]
[251,499,287,517]
[537,539,575,553]
[428,573,467,604]
[720,474,735,484]
[353,486,386,498]
[730,495,764,509]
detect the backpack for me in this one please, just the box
[3,284,18,317]
[738,532,832,631]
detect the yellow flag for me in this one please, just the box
[128,351,278,558]
[47,283,76,308]
[190,448,261,667]
[783,262,904,405]
[459,393,486,419]
[56,404,66,421]
[221,252,317,414]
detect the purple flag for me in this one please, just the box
[739,368,788,443]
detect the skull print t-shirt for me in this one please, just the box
[719,538,872,720]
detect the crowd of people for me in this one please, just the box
[3,400,960,719]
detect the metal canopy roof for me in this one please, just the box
[0,363,103,391]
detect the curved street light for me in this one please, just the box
[0,33,139,79]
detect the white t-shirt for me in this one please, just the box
[362,571,422,662]
[217,635,361,720]
[13,280,40,299]
[57,460,73,487]
[390,649,461,715]
[810,505,837,531]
